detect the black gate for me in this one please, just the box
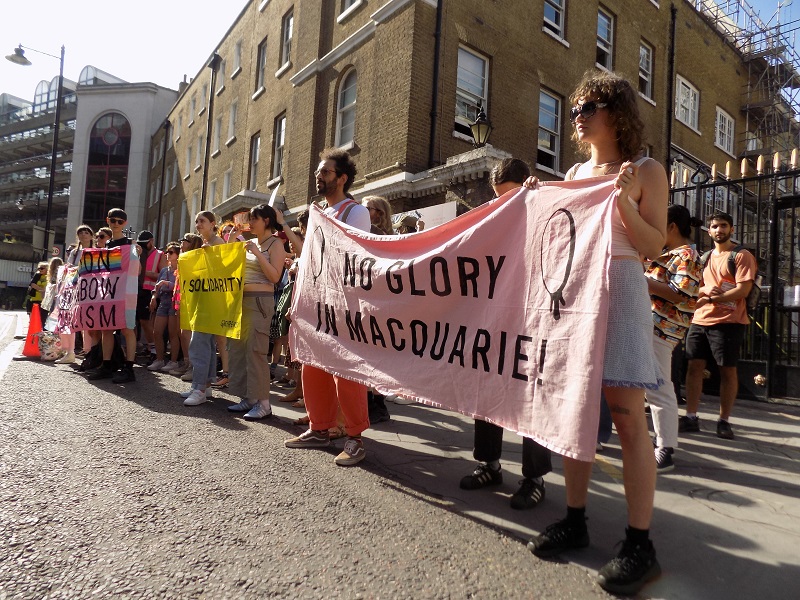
[670,154,800,401]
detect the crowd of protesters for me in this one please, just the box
[20,70,760,598]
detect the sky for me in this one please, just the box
[1,0,798,103]
[1,0,249,102]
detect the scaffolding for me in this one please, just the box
[690,0,800,155]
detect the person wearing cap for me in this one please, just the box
[87,208,140,384]
[136,230,166,363]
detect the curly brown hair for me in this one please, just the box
[570,70,644,161]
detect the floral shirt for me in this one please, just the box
[645,244,702,346]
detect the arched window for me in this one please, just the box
[33,81,49,114]
[83,113,132,229]
[336,69,357,148]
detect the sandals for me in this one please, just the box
[291,398,305,408]
[293,415,310,426]
[328,426,347,440]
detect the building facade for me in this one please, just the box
[145,0,799,245]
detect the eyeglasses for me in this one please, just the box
[180,238,191,243]
[314,168,338,178]
[569,101,608,123]
[167,249,178,255]
[108,217,125,225]
[96,234,108,239]
[38,267,47,271]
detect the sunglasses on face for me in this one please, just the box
[569,101,608,123]
[108,218,125,225]
[314,168,338,178]
[96,234,108,239]
[167,249,178,255]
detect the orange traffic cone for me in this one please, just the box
[22,304,42,358]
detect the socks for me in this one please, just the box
[566,506,587,527]
[486,460,501,471]
[626,526,650,547]
[685,412,698,419]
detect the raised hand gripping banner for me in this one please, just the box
[179,242,246,338]
[290,178,616,462]
[73,245,139,331]
[55,265,80,334]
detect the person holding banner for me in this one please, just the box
[87,208,140,384]
[182,212,226,406]
[525,71,667,596]
[459,158,553,510]
[169,234,203,378]
[226,204,287,419]
[285,148,372,466]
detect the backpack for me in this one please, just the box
[700,245,762,317]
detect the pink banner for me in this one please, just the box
[73,246,139,331]
[290,178,616,461]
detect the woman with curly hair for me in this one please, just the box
[526,70,667,596]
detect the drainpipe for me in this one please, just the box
[666,4,677,164]
[201,53,222,211]
[428,0,444,168]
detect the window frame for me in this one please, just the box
[675,75,700,132]
[213,115,222,154]
[543,0,565,39]
[639,41,654,100]
[272,114,287,180]
[249,132,261,190]
[715,106,735,155]
[280,9,294,68]
[223,168,232,199]
[454,45,489,136]
[596,7,614,71]
[537,89,561,174]
[335,69,357,148]
[256,37,268,92]
[227,101,238,143]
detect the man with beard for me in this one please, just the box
[680,212,757,440]
[285,148,372,466]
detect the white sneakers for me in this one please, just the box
[182,388,212,406]
[55,352,75,364]
[147,359,166,371]
[161,361,179,372]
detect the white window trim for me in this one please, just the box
[675,75,701,134]
[455,45,489,132]
[452,130,474,144]
[226,136,237,147]
[639,41,654,100]
[639,93,657,107]
[275,62,292,79]
[252,87,266,101]
[267,175,284,188]
[259,0,270,11]
[280,10,293,69]
[338,0,364,23]
[543,0,565,40]
[715,106,736,157]
[231,66,242,80]
[335,69,357,148]
[272,115,286,180]
[596,8,614,71]
[542,27,570,48]
[537,90,561,174]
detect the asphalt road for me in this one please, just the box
[1,310,799,599]
[0,312,604,599]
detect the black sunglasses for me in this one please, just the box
[96,234,108,239]
[108,217,125,225]
[569,101,608,123]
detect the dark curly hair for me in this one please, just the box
[570,70,644,161]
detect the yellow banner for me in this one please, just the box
[179,243,246,338]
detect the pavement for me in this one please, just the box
[1,310,799,599]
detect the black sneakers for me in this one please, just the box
[654,447,674,472]
[459,463,502,490]
[510,478,545,510]
[527,517,590,558]
[597,538,662,595]
[678,415,700,433]
[87,364,114,381]
[111,365,136,384]
[716,419,735,440]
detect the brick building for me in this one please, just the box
[143,0,800,244]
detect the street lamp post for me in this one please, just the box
[6,43,65,260]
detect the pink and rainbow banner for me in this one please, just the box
[72,245,139,331]
[290,178,616,462]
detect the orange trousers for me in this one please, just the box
[302,364,369,437]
